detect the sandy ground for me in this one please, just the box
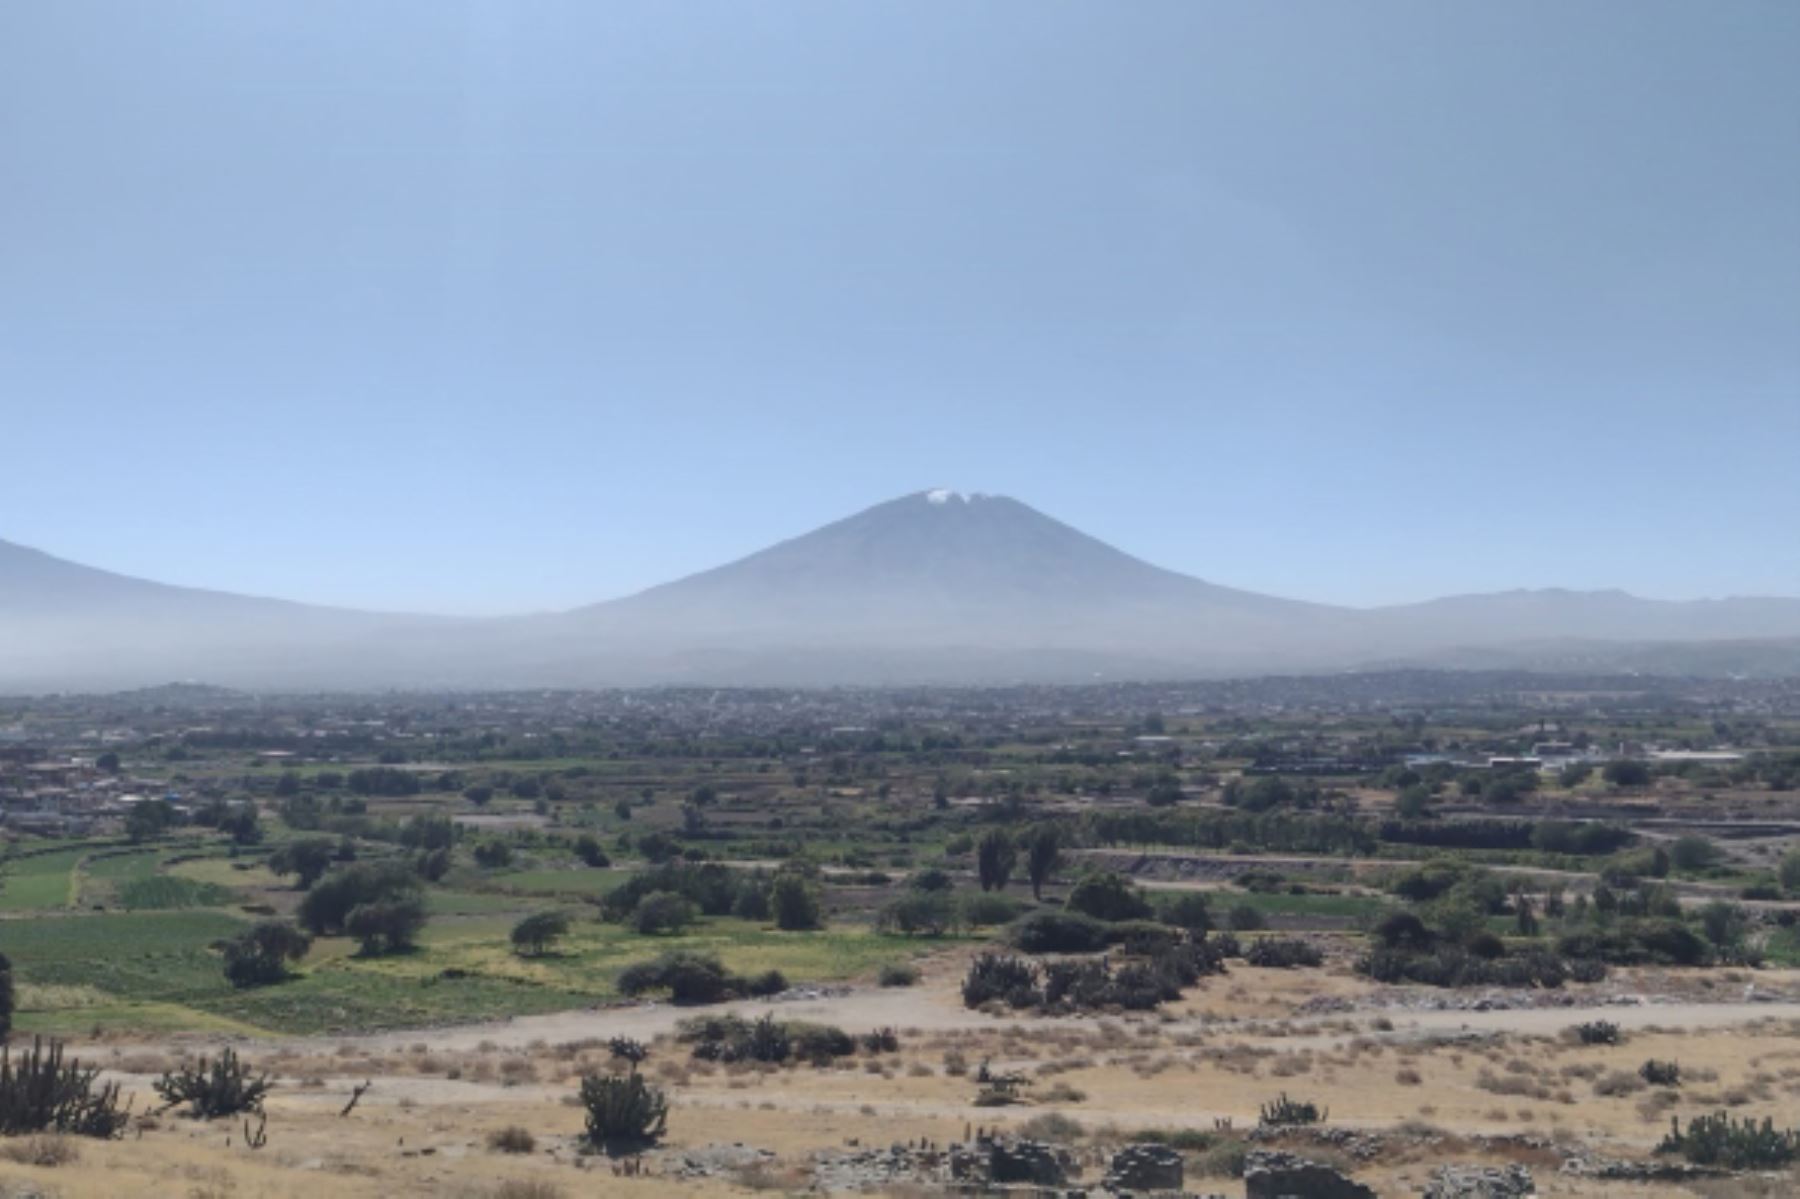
[6,962,1799,1197]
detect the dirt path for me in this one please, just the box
[101,976,1800,1061]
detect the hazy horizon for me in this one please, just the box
[6,486,1800,621]
[4,2,1797,615]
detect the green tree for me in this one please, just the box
[1670,835,1720,872]
[1065,871,1153,922]
[124,798,177,843]
[222,921,312,988]
[269,837,337,889]
[770,874,821,931]
[345,898,426,955]
[297,863,420,936]
[1603,759,1652,787]
[1780,850,1800,895]
[218,802,261,845]
[1394,784,1432,820]
[1158,890,1213,932]
[630,891,698,935]
[976,829,1016,893]
[511,911,571,957]
[574,834,610,867]
[1025,826,1062,901]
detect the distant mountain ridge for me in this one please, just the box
[4,490,1799,689]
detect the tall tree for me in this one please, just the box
[1025,826,1062,901]
[976,829,1016,893]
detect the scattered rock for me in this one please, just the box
[1423,1163,1536,1197]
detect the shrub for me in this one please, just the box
[1065,872,1153,922]
[1009,910,1109,953]
[1640,1060,1681,1087]
[961,953,1041,1009]
[511,911,571,956]
[0,953,11,1042]
[909,867,953,892]
[1244,937,1323,969]
[1372,911,1435,952]
[629,891,698,936]
[1259,1092,1326,1127]
[679,1015,861,1065]
[878,963,920,987]
[579,1062,667,1152]
[1555,920,1710,967]
[1358,945,1570,989]
[616,951,735,1005]
[488,1125,536,1153]
[743,969,788,997]
[880,891,956,936]
[153,1048,271,1119]
[473,841,514,869]
[1574,1020,1622,1046]
[0,1038,132,1138]
[1656,1112,1799,1169]
[601,861,746,920]
[959,892,1024,928]
[1227,903,1266,931]
[1106,920,1183,955]
[1157,891,1213,932]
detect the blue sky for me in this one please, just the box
[3,2,1796,615]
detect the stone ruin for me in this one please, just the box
[1423,1163,1537,1197]
[949,1135,1077,1187]
[1100,1143,1185,1194]
[1243,1149,1377,1199]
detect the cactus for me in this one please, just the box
[154,1048,271,1119]
[1259,1092,1327,1127]
[580,1060,668,1152]
[1657,1112,1799,1169]
[0,1036,132,1139]
[607,1037,648,1066]
[243,1111,269,1150]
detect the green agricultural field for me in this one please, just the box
[0,903,948,1037]
[491,866,629,896]
[1222,890,1386,925]
[0,847,88,910]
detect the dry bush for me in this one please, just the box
[0,1135,81,1167]
[1395,1068,1422,1086]
[1017,1112,1085,1141]
[1593,1070,1646,1097]
[487,1125,536,1154]
[489,1183,564,1199]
